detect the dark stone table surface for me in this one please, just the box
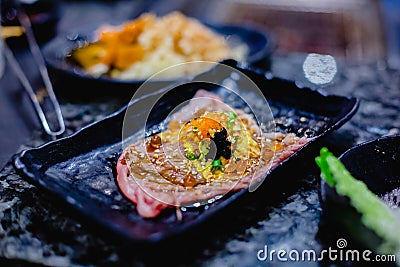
[1,1,400,267]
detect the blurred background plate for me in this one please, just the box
[42,22,273,99]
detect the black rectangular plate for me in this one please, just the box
[13,60,359,246]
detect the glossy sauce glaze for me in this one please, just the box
[117,90,309,218]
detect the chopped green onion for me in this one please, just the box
[200,141,209,155]
[186,152,198,160]
[211,159,222,171]
[193,126,198,132]
[227,121,233,130]
[227,111,237,130]
[227,111,237,121]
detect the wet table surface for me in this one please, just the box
[1,1,400,267]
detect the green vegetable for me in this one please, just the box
[227,121,233,130]
[186,152,198,160]
[211,159,222,171]
[193,126,198,132]
[227,111,237,130]
[316,147,400,256]
[227,111,237,121]
[199,141,209,156]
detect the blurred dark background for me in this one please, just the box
[4,0,399,63]
[52,0,400,67]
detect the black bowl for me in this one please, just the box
[319,134,400,258]
[42,22,273,99]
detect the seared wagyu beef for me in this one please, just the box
[117,90,308,218]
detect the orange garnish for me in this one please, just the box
[186,117,224,139]
[271,141,284,152]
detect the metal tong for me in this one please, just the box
[3,7,65,136]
